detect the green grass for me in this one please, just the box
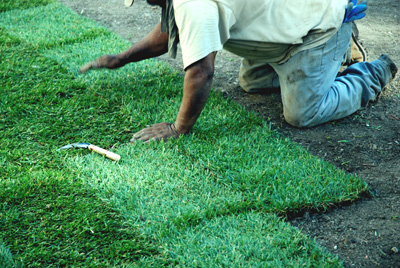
[0,0,54,12]
[0,31,126,176]
[163,212,341,267]
[0,172,164,267]
[0,3,109,48]
[0,1,369,267]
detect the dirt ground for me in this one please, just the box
[59,0,400,267]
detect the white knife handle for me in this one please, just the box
[88,145,121,161]
[125,0,134,7]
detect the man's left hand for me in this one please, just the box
[130,122,181,143]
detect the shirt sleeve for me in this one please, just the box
[173,0,224,69]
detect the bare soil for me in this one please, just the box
[59,0,400,267]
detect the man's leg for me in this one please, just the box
[239,59,280,93]
[270,22,396,128]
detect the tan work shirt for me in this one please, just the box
[173,0,347,69]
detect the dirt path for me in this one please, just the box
[59,0,400,267]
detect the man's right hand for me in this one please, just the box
[79,22,169,74]
[79,55,124,73]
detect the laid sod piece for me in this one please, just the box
[0,31,126,177]
[164,212,342,267]
[0,3,109,49]
[178,124,368,214]
[0,171,166,267]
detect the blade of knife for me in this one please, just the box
[57,142,90,151]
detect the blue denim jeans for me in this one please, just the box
[240,22,393,127]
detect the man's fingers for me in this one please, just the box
[79,55,121,73]
[130,123,180,143]
[79,61,98,73]
[131,128,154,142]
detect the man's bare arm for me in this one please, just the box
[80,22,168,72]
[131,52,216,142]
[118,22,169,64]
[174,52,215,134]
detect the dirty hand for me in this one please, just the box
[130,122,181,143]
[79,55,123,73]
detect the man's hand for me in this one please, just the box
[79,55,124,73]
[130,52,215,144]
[130,122,181,143]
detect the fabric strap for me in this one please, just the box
[161,0,179,58]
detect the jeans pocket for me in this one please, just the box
[334,23,352,61]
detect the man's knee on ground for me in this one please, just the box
[239,59,280,93]
[283,110,316,128]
